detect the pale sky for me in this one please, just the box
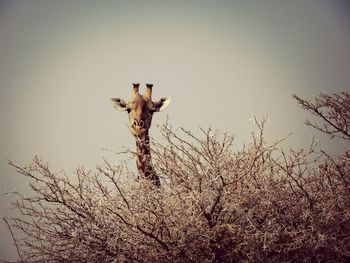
[1,0,349,260]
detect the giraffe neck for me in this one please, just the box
[135,131,160,187]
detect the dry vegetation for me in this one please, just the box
[4,92,350,262]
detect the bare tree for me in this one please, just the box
[294,92,350,140]
[3,92,350,262]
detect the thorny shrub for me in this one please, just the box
[4,92,350,262]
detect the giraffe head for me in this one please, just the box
[111,83,171,136]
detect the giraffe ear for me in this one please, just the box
[152,97,171,112]
[111,98,129,112]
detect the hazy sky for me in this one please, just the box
[1,0,349,260]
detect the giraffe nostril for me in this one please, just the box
[133,119,144,128]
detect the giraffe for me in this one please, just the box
[111,83,171,187]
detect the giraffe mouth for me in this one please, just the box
[131,127,146,136]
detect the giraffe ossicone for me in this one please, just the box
[111,83,171,187]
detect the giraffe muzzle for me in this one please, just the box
[133,119,144,128]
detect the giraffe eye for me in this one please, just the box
[126,108,131,113]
